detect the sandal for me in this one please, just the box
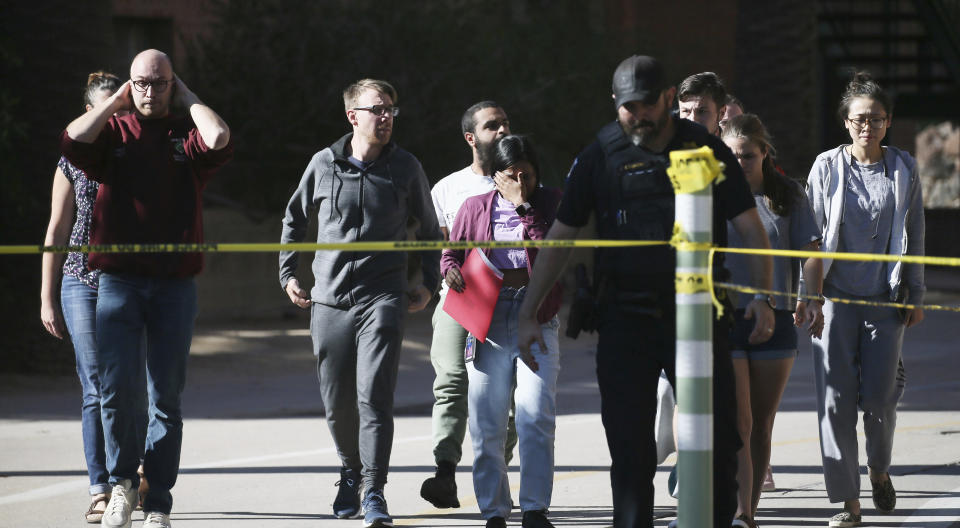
[732,513,759,528]
[84,493,110,523]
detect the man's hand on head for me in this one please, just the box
[172,74,198,109]
[110,81,134,114]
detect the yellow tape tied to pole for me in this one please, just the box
[665,145,726,194]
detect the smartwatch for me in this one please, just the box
[515,201,533,216]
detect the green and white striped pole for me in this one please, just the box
[667,147,723,528]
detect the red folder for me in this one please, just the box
[443,248,503,342]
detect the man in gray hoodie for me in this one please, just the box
[279,78,442,527]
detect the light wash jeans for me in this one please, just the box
[467,287,560,520]
[61,276,147,496]
[430,294,518,466]
[97,273,197,515]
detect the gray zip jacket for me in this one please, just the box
[279,133,442,307]
[806,145,925,304]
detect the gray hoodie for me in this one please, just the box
[279,133,442,307]
[806,145,925,304]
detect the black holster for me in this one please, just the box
[565,263,598,339]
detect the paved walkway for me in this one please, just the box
[2,290,959,527]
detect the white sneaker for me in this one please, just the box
[101,479,138,528]
[143,511,172,528]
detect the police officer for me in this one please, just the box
[517,55,775,528]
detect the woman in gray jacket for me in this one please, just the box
[805,72,925,528]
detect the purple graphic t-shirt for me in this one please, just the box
[489,194,527,270]
[58,156,101,289]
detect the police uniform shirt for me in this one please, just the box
[557,115,755,287]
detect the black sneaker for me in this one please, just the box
[522,510,554,528]
[420,460,460,508]
[361,488,393,527]
[871,475,896,513]
[486,517,507,528]
[332,467,361,519]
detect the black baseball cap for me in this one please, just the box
[612,55,665,109]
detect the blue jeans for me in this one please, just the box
[467,287,560,520]
[97,273,197,515]
[61,276,147,496]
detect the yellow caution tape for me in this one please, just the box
[0,239,670,255]
[715,246,960,268]
[2,239,958,271]
[670,222,713,252]
[707,248,725,316]
[675,272,710,293]
[666,146,726,194]
[715,281,960,313]
[3,237,957,313]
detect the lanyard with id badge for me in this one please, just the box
[464,333,477,363]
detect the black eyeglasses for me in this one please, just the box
[353,105,399,117]
[131,79,173,93]
[846,115,887,129]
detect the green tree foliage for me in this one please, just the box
[1,0,112,372]
[185,0,629,212]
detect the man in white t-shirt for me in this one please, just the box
[420,101,515,509]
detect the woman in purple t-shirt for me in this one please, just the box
[40,71,147,523]
[441,135,563,528]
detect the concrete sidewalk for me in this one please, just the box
[2,293,959,527]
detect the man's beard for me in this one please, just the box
[622,111,668,148]
[476,138,497,175]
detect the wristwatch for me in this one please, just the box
[753,293,776,309]
[808,292,825,304]
[515,201,533,216]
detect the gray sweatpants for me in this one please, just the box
[310,293,405,491]
[812,284,906,503]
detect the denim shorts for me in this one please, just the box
[729,309,798,360]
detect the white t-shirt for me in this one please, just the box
[431,165,495,294]
[431,165,495,231]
